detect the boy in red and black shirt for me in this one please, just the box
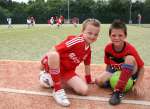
[95,19,144,105]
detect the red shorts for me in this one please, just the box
[41,55,77,81]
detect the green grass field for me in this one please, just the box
[0,24,150,65]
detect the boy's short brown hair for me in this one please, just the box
[82,18,101,31]
[109,19,127,36]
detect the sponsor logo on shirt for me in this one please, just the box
[68,53,80,64]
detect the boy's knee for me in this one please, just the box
[124,55,136,65]
[76,84,88,95]
[124,55,138,74]
[48,51,60,67]
[48,51,59,60]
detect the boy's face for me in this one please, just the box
[109,29,126,46]
[82,24,100,44]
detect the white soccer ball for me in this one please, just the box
[39,71,54,88]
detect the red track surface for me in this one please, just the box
[0,60,150,109]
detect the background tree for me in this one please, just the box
[143,0,150,23]
[0,0,149,24]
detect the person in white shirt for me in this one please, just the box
[7,18,12,28]
[27,17,31,28]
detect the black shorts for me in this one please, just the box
[106,65,138,80]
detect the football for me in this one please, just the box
[110,71,134,92]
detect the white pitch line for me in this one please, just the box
[1,60,150,68]
[0,88,150,106]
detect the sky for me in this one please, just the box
[12,0,47,3]
[12,0,145,3]
[12,0,29,3]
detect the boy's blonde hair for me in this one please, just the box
[82,18,101,31]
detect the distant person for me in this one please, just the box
[137,13,142,25]
[60,15,64,24]
[71,17,79,28]
[30,16,35,26]
[7,18,12,28]
[56,17,62,28]
[27,17,31,28]
[39,19,101,107]
[50,17,54,25]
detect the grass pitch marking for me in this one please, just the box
[0,87,150,106]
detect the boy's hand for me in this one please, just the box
[132,83,145,96]
[85,74,94,84]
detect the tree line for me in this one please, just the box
[0,0,150,24]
